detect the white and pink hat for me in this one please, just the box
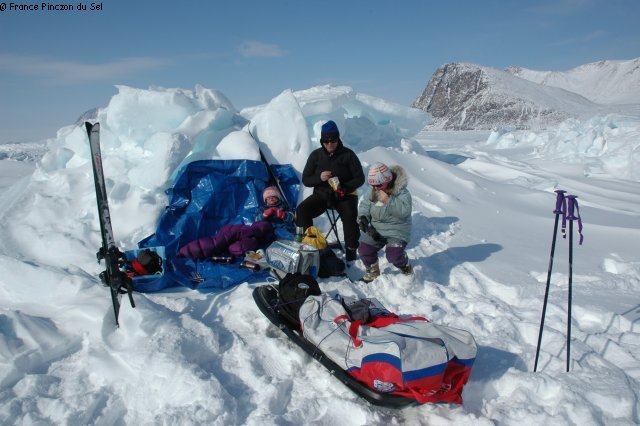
[262,186,282,203]
[367,162,393,186]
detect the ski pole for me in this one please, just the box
[565,195,579,372]
[534,189,566,372]
[247,124,292,211]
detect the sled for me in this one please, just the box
[252,284,417,407]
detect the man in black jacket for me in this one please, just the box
[296,120,365,262]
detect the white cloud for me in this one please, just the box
[0,53,168,83]
[237,40,288,58]
[551,29,606,46]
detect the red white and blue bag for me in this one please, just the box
[299,294,477,404]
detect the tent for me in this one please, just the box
[135,159,300,292]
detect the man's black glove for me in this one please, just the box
[358,216,369,233]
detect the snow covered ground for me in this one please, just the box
[0,85,638,425]
[0,160,34,193]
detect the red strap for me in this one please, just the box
[334,314,429,347]
[131,259,149,276]
[368,315,429,328]
[334,315,363,347]
[349,320,363,347]
[334,315,349,324]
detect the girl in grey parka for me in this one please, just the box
[357,162,413,282]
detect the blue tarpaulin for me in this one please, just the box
[136,159,300,292]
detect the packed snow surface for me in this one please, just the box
[0,84,638,425]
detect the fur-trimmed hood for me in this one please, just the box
[388,165,408,193]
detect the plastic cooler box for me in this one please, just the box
[266,240,319,278]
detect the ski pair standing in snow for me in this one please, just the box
[357,162,413,283]
[85,122,135,327]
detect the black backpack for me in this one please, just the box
[278,273,321,329]
[131,249,163,275]
[318,248,345,278]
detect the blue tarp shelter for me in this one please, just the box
[135,159,300,292]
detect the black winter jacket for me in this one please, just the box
[301,140,365,202]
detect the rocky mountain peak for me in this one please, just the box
[412,59,640,130]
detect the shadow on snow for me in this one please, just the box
[420,243,503,285]
[408,215,459,250]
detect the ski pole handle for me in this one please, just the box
[566,195,578,220]
[553,190,567,214]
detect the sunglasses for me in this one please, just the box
[322,137,338,144]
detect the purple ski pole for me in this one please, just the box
[534,189,566,372]
[565,195,581,372]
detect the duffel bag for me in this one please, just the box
[299,294,477,404]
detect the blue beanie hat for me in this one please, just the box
[321,120,340,138]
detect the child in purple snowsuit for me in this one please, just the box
[177,187,293,259]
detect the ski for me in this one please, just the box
[258,149,292,211]
[247,125,292,211]
[85,122,135,327]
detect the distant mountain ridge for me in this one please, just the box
[412,58,640,130]
[506,58,640,105]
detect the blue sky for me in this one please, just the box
[1,0,638,143]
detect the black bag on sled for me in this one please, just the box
[277,273,321,328]
[317,248,345,278]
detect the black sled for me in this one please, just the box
[252,284,416,408]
